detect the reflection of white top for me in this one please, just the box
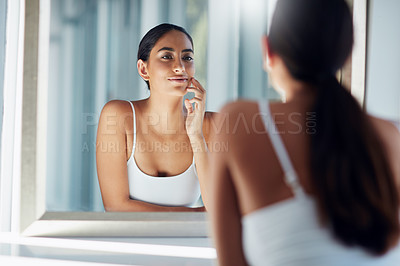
[126,101,201,207]
[241,100,400,266]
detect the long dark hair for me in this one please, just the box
[137,23,193,89]
[269,0,399,255]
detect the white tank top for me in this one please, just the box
[126,101,201,207]
[241,100,400,266]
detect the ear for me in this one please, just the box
[261,35,274,72]
[137,59,149,81]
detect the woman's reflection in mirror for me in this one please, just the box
[96,23,216,212]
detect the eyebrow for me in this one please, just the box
[157,47,194,53]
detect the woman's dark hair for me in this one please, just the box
[269,0,399,255]
[137,23,193,89]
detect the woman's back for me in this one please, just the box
[228,100,400,265]
[223,99,313,216]
[220,100,400,217]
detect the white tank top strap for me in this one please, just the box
[127,100,136,160]
[258,100,305,197]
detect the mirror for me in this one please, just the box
[20,0,365,236]
[45,0,281,213]
[46,0,210,212]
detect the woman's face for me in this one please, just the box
[144,30,195,96]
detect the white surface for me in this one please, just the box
[0,256,128,266]
[0,0,25,233]
[0,233,216,265]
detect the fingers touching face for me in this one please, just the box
[186,78,205,98]
[184,78,206,112]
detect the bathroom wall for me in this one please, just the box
[366,0,400,123]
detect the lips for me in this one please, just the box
[168,76,189,83]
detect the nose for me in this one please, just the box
[173,58,185,73]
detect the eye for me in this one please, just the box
[183,56,194,62]
[161,54,173,59]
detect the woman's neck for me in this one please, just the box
[283,83,315,104]
[270,57,316,104]
[141,92,187,137]
[272,70,315,104]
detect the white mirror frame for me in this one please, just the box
[19,0,366,236]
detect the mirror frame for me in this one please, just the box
[19,0,366,236]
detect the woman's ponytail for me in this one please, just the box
[269,0,400,254]
[310,76,400,255]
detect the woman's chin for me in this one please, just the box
[170,84,189,96]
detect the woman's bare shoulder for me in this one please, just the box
[369,115,400,183]
[218,100,259,114]
[205,100,260,139]
[98,100,134,134]
[100,99,132,115]
[369,115,400,144]
[100,99,148,117]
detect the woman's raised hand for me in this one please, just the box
[184,78,206,139]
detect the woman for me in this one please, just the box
[96,23,213,212]
[209,0,400,265]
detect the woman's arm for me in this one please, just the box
[96,100,204,212]
[209,109,248,265]
[185,78,212,208]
